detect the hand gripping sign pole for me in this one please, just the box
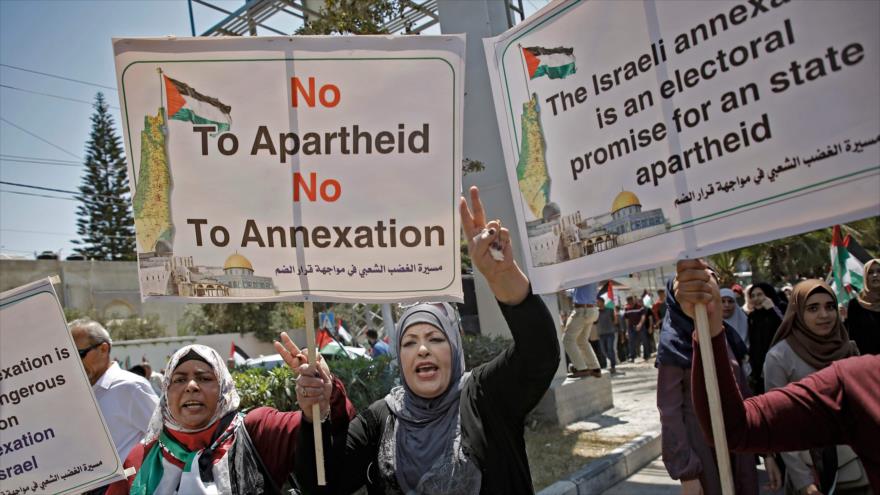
[304,301,326,486]
[694,304,735,495]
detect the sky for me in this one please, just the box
[0,0,549,259]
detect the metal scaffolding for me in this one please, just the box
[189,0,526,37]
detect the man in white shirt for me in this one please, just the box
[69,318,158,461]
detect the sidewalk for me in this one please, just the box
[538,357,662,495]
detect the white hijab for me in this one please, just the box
[143,344,240,444]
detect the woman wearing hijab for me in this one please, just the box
[673,259,880,492]
[846,259,880,355]
[721,287,751,377]
[747,282,786,393]
[721,288,749,347]
[293,186,560,493]
[655,280,760,495]
[764,280,867,494]
[106,342,355,495]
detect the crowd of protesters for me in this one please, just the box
[60,239,878,494]
[656,259,880,495]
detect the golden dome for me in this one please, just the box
[223,252,253,271]
[611,190,641,213]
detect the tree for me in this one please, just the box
[709,216,879,286]
[106,315,166,341]
[296,0,404,35]
[72,92,136,260]
[180,302,305,342]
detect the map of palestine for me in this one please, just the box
[132,109,173,253]
[516,94,550,218]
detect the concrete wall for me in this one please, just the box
[0,259,186,335]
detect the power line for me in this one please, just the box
[0,63,117,91]
[0,180,78,195]
[0,181,130,204]
[0,117,82,160]
[0,158,81,168]
[0,189,76,201]
[0,83,119,110]
[0,153,81,164]
[1,228,135,239]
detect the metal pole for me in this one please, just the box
[381,303,394,339]
[187,0,196,36]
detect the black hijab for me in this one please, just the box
[749,282,787,314]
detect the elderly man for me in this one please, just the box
[69,318,158,461]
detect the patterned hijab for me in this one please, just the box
[144,344,240,444]
[383,302,480,494]
[857,259,880,311]
[770,280,858,370]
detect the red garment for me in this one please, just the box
[106,377,356,494]
[691,333,880,490]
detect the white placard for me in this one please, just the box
[114,36,465,303]
[485,0,880,293]
[0,279,124,494]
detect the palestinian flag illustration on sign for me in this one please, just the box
[522,46,576,80]
[163,74,232,132]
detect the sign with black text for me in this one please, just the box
[485,0,879,293]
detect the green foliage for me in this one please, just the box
[64,307,98,324]
[463,333,512,370]
[462,158,486,176]
[231,335,515,413]
[232,355,394,413]
[64,307,166,340]
[180,302,305,342]
[106,314,166,341]
[329,355,396,411]
[73,92,136,261]
[296,0,403,35]
[234,366,297,412]
[709,216,879,286]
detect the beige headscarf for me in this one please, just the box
[770,280,858,370]
[856,259,880,312]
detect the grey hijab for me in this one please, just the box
[383,303,480,494]
[721,288,749,346]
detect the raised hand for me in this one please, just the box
[459,186,529,305]
[673,259,723,339]
[274,331,305,372]
[275,332,332,421]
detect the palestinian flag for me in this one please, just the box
[522,46,576,80]
[229,342,250,366]
[164,75,232,132]
[829,225,865,305]
[316,328,334,350]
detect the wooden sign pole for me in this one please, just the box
[695,304,734,495]
[303,301,326,485]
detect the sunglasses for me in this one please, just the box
[78,342,104,359]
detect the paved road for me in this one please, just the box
[565,357,660,439]
[602,456,783,495]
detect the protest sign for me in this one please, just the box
[0,278,124,495]
[114,36,465,303]
[484,0,880,293]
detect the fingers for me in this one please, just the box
[469,186,486,227]
[495,227,512,259]
[676,258,708,273]
[280,331,301,356]
[275,332,305,372]
[296,372,326,397]
[459,196,476,238]
[676,280,717,304]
